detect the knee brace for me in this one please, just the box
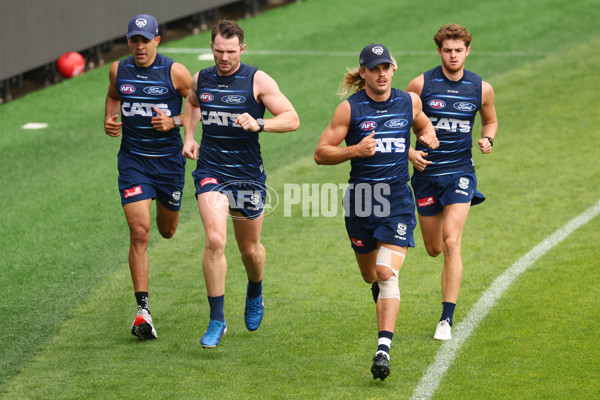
[376,246,405,301]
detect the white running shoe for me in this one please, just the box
[131,308,157,340]
[433,318,452,341]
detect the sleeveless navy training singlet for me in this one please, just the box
[415,65,482,176]
[116,53,183,157]
[195,63,266,179]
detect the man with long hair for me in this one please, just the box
[314,43,438,380]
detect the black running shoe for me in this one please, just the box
[371,353,390,381]
[371,281,380,304]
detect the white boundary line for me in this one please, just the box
[160,48,554,57]
[410,198,600,400]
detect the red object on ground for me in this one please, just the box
[56,52,85,78]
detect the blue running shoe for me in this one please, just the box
[201,320,227,348]
[244,291,264,331]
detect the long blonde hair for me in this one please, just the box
[336,57,397,99]
[337,66,365,99]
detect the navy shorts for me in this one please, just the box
[344,182,416,254]
[117,150,185,211]
[192,168,267,220]
[411,172,485,217]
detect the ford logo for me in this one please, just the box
[221,95,246,104]
[143,86,169,95]
[384,119,409,128]
[453,102,477,112]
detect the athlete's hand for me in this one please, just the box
[104,113,122,137]
[182,138,200,160]
[409,148,431,172]
[354,131,376,158]
[418,131,439,149]
[478,137,493,154]
[151,107,175,132]
[234,112,261,132]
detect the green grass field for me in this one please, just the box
[1,0,599,398]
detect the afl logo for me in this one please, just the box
[428,99,446,109]
[200,93,214,102]
[222,95,246,104]
[384,119,409,128]
[143,86,169,95]
[120,84,135,94]
[360,121,377,130]
[453,102,477,111]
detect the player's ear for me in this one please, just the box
[154,35,162,46]
[240,43,247,54]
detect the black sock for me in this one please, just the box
[441,302,456,326]
[135,292,150,313]
[247,279,263,299]
[208,295,225,322]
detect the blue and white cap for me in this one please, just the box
[359,43,394,69]
[127,14,159,40]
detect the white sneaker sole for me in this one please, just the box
[433,332,451,340]
[433,321,452,341]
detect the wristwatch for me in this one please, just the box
[256,118,265,133]
[173,115,182,128]
[484,136,494,146]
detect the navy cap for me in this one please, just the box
[127,14,159,40]
[359,43,394,69]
